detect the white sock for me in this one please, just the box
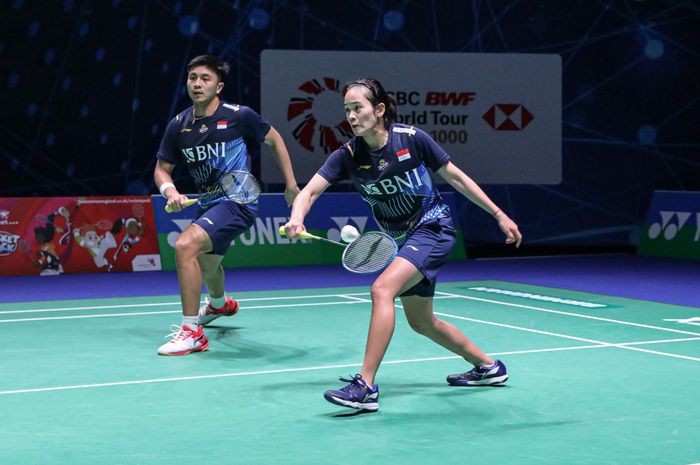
[182,316,199,329]
[208,294,227,309]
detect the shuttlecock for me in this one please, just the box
[340,225,360,243]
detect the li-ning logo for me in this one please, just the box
[287,77,353,154]
[482,104,534,131]
[648,211,700,241]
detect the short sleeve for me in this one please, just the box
[156,118,181,164]
[316,148,348,184]
[239,106,271,143]
[414,127,450,171]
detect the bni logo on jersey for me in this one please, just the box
[396,148,411,161]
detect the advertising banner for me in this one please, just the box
[261,50,561,185]
[0,197,161,276]
[637,191,700,260]
[152,192,466,270]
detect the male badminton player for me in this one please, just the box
[154,55,299,355]
[284,78,522,410]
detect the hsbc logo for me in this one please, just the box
[483,104,534,131]
[648,211,700,241]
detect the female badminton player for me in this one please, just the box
[283,78,522,411]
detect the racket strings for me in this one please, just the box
[343,232,397,273]
[219,172,261,204]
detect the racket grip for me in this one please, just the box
[278,226,318,241]
[164,199,198,213]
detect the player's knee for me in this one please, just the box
[370,279,396,302]
[174,232,199,259]
[407,317,435,335]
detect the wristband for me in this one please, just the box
[492,209,502,218]
[159,182,176,198]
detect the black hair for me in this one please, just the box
[344,78,399,127]
[187,55,230,83]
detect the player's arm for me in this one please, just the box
[283,174,330,238]
[437,161,522,247]
[154,159,189,212]
[264,126,300,206]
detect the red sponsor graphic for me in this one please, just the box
[0,197,160,276]
[482,104,534,131]
[287,77,353,153]
[425,91,476,106]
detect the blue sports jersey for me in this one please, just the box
[317,123,451,244]
[156,101,270,209]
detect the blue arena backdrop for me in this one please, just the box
[151,192,466,270]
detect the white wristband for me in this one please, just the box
[159,182,176,198]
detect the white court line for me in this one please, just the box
[0,299,370,323]
[0,292,371,315]
[0,338,693,396]
[435,291,700,337]
[436,311,700,362]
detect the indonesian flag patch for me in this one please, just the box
[216,120,227,130]
[396,148,411,161]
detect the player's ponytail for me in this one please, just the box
[344,78,398,128]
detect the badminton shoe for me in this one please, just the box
[446,359,508,386]
[323,374,379,411]
[157,324,209,356]
[198,297,239,326]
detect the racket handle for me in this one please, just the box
[277,226,317,240]
[164,199,198,213]
[277,226,344,246]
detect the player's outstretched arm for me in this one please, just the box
[264,126,300,206]
[284,174,331,238]
[154,159,189,212]
[437,161,522,247]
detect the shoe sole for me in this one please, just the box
[324,394,378,411]
[157,341,210,356]
[447,374,509,386]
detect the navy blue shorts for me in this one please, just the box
[398,216,456,298]
[194,201,256,256]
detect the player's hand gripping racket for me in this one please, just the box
[278,226,398,274]
[165,170,262,212]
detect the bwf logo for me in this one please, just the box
[648,211,700,241]
[286,77,353,154]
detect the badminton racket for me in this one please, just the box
[165,170,261,212]
[278,226,398,274]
